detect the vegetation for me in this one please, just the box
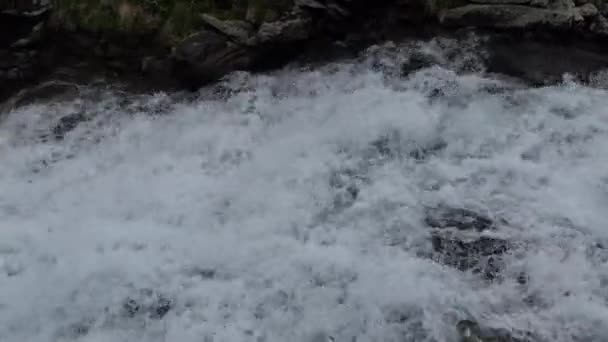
[46,0,294,43]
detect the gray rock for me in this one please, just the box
[548,0,575,10]
[456,320,528,342]
[253,17,313,44]
[173,30,252,88]
[2,80,79,110]
[529,0,549,7]
[469,0,530,4]
[294,0,351,18]
[576,3,599,18]
[431,232,509,279]
[589,14,608,35]
[425,206,509,280]
[439,5,575,30]
[295,0,327,9]
[486,36,608,85]
[6,68,20,80]
[425,206,495,231]
[200,14,254,44]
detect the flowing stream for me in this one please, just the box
[2,35,608,342]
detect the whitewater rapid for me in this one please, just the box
[1,36,608,342]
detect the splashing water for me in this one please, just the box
[1,36,608,342]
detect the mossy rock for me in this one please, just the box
[49,0,295,44]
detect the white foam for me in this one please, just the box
[1,38,608,342]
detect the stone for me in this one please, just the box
[172,30,252,89]
[200,14,254,44]
[425,206,509,279]
[456,320,527,342]
[485,35,608,85]
[295,0,327,9]
[5,80,79,109]
[254,17,313,44]
[439,5,575,30]
[530,0,549,7]
[548,0,575,10]
[575,0,589,4]
[425,206,495,231]
[401,51,439,75]
[52,112,87,140]
[590,14,608,35]
[431,232,509,279]
[469,0,530,4]
[6,68,20,80]
[576,3,599,18]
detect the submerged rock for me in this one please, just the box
[431,232,509,279]
[485,35,608,85]
[425,206,495,232]
[200,14,254,44]
[401,51,440,75]
[172,30,252,89]
[425,206,510,279]
[457,320,530,342]
[439,5,575,30]
[576,3,599,18]
[121,289,173,320]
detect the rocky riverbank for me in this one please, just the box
[2,0,608,105]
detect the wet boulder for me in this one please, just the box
[401,51,440,75]
[121,288,173,320]
[439,5,575,30]
[431,232,509,279]
[172,30,253,90]
[484,35,608,85]
[425,206,510,279]
[425,206,495,232]
[457,320,531,342]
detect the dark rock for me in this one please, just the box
[401,51,439,75]
[439,5,575,30]
[5,80,79,109]
[409,140,447,161]
[590,14,608,35]
[11,21,44,48]
[253,17,313,44]
[172,30,253,89]
[530,0,550,7]
[469,0,531,4]
[485,36,608,85]
[576,3,599,18]
[431,233,509,279]
[151,296,172,319]
[6,67,20,80]
[200,14,254,44]
[456,320,529,342]
[295,0,352,18]
[122,298,140,318]
[425,206,495,231]
[120,290,173,320]
[425,206,510,279]
[548,0,575,10]
[52,112,87,140]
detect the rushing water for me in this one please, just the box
[1,35,608,342]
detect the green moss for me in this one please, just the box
[50,0,296,44]
[160,1,204,43]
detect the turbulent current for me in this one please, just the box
[2,36,608,342]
